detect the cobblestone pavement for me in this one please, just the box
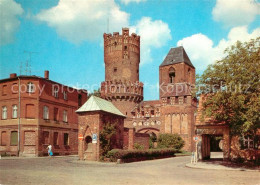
[0,156,259,185]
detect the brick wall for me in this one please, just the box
[0,73,87,156]
[134,132,150,149]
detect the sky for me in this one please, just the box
[0,0,259,100]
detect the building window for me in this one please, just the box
[184,96,187,103]
[53,87,59,98]
[151,110,155,117]
[63,91,67,100]
[141,111,144,117]
[53,132,59,145]
[43,106,49,120]
[2,85,7,95]
[12,105,18,119]
[54,107,59,121]
[10,131,18,146]
[2,106,7,120]
[27,82,35,93]
[78,94,82,107]
[63,110,68,123]
[1,131,7,146]
[26,104,35,118]
[64,133,69,146]
[114,67,117,72]
[42,131,49,145]
[239,135,259,149]
[167,97,171,104]
[175,97,179,104]
[12,83,18,94]
[188,68,191,83]
[169,67,175,83]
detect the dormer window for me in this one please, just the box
[53,87,59,98]
[27,82,35,93]
[63,91,67,100]
[169,67,175,83]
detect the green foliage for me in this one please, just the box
[99,123,116,156]
[149,137,154,149]
[157,133,185,150]
[133,143,144,150]
[88,88,101,98]
[149,133,157,149]
[107,148,178,162]
[197,37,260,138]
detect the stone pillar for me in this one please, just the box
[128,128,135,149]
[93,143,98,161]
[78,139,83,160]
[223,127,230,160]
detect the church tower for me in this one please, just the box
[159,46,196,151]
[101,28,143,116]
[159,46,195,100]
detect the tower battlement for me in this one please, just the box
[103,28,140,82]
[103,28,140,51]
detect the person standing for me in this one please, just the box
[47,144,53,156]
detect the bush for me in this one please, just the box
[157,133,184,150]
[149,134,157,149]
[107,148,178,162]
[134,143,144,150]
[149,138,154,149]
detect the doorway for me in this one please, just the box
[201,134,224,160]
[210,135,223,159]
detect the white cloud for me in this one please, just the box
[36,0,129,44]
[130,17,172,65]
[212,0,260,27]
[120,0,146,5]
[177,26,260,72]
[0,0,24,45]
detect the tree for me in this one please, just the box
[88,88,101,98]
[99,123,116,157]
[198,37,260,144]
[157,133,185,150]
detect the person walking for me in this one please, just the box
[47,144,53,156]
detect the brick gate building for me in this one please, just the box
[101,28,197,151]
[0,71,87,156]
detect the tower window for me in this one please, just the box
[169,67,175,83]
[78,94,82,107]
[188,68,191,83]
[114,67,117,72]
[184,96,187,103]
[124,46,127,50]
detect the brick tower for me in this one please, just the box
[101,28,143,116]
[159,46,197,151]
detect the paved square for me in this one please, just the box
[0,156,259,185]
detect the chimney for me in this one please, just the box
[10,73,17,78]
[44,70,49,79]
